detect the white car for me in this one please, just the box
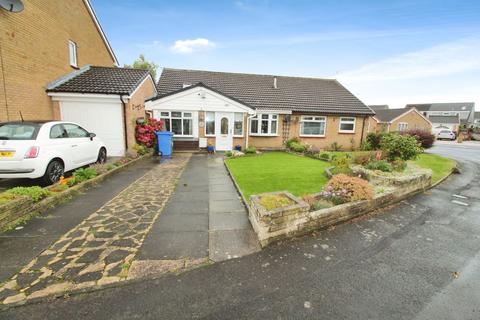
[437,129,456,141]
[0,121,107,184]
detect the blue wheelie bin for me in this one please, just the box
[156,131,173,157]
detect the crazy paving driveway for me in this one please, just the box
[0,153,259,305]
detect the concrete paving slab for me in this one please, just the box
[137,231,209,260]
[210,200,246,213]
[169,191,209,203]
[210,184,238,193]
[209,212,251,231]
[155,213,209,232]
[162,201,209,215]
[209,191,242,201]
[209,229,261,262]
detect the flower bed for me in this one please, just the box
[0,152,153,232]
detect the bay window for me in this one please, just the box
[250,114,278,135]
[159,111,193,136]
[205,112,215,136]
[234,113,244,136]
[300,116,326,136]
[339,117,356,133]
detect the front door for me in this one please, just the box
[215,112,233,151]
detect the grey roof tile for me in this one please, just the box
[406,102,474,112]
[156,68,374,115]
[368,105,389,111]
[428,115,460,124]
[47,66,150,95]
[373,108,410,122]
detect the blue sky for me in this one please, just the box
[92,0,480,109]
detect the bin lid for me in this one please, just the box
[155,131,173,136]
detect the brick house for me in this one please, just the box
[0,0,156,155]
[367,106,432,133]
[145,68,375,151]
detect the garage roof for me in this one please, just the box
[154,68,374,115]
[428,115,460,124]
[47,66,151,95]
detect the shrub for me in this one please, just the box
[331,155,352,175]
[399,129,435,149]
[319,152,330,160]
[106,163,117,171]
[331,166,353,176]
[391,159,407,171]
[73,167,98,183]
[328,142,342,151]
[302,195,334,210]
[245,147,257,154]
[353,151,375,165]
[6,186,52,203]
[133,143,149,156]
[135,118,164,148]
[289,142,307,153]
[365,132,386,150]
[224,151,233,157]
[326,174,374,202]
[365,160,393,172]
[380,133,422,161]
[285,137,300,149]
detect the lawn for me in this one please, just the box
[410,153,456,184]
[225,152,330,201]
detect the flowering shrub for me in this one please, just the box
[317,187,348,205]
[135,118,164,148]
[302,195,334,210]
[399,129,435,149]
[326,174,374,202]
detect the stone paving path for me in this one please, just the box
[0,154,191,305]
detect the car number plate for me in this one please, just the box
[0,151,15,157]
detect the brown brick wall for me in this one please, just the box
[125,77,156,151]
[390,111,432,132]
[0,0,116,122]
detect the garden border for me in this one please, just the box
[0,153,153,232]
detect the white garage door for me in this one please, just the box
[60,101,125,156]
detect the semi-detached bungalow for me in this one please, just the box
[367,107,432,133]
[145,69,375,151]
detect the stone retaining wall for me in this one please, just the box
[249,169,432,247]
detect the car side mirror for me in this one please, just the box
[89,132,96,141]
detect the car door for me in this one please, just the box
[46,124,77,171]
[63,123,96,166]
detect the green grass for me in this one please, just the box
[225,152,330,201]
[410,153,456,184]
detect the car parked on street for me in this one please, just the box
[437,129,456,141]
[0,121,107,184]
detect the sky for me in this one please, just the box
[91,0,480,109]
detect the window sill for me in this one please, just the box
[249,134,279,137]
[299,135,326,138]
[233,135,244,138]
[338,131,355,134]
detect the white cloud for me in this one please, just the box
[170,38,216,54]
[338,37,480,82]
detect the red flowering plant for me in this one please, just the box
[135,118,165,148]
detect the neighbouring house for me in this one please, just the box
[145,68,375,151]
[46,66,157,156]
[428,115,460,134]
[368,107,432,133]
[406,102,475,126]
[474,112,480,129]
[0,0,155,156]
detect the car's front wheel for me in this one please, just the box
[96,147,107,164]
[42,160,64,185]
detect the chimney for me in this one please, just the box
[273,77,278,89]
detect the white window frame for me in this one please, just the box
[204,111,215,137]
[398,122,408,131]
[158,111,194,137]
[234,112,244,137]
[68,40,78,68]
[299,116,326,137]
[339,117,356,133]
[249,114,278,136]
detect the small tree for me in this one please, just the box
[124,54,158,80]
[380,133,422,161]
[399,129,435,149]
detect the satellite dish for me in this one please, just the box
[0,0,24,13]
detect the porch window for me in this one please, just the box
[300,116,326,136]
[339,117,356,133]
[234,113,243,136]
[205,112,215,136]
[159,111,193,136]
[250,114,278,136]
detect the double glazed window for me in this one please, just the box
[398,123,408,131]
[300,116,326,136]
[68,40,78,68]
[339,117,356,133]
[159,111,193,136]
[205,112,215,135]
[250,114,278,135]
[234,113,243,136]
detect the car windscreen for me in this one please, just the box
[0,123,41,140]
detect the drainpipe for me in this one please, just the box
[245,112,257,149]
[120,95,129,153]
[360,116,366,145]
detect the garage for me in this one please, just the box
[46,66,157,157]
[59,98,125,156]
